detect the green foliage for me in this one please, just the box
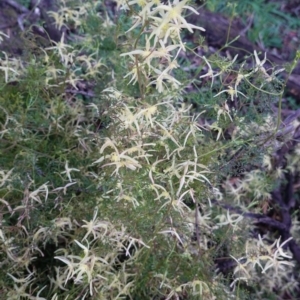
[16,0,31,8]
[206,0,300,49]
[0,0,298,299]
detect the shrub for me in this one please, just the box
[0,0,298,299]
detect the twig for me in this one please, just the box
[210,198,288,231]
[195,202,202,256]
[65,89,95,97]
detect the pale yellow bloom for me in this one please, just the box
[61,161,80,182]
[0,31,9,44]
[214,85,248,101]
[45,33,74,66]
[149,0,204,43]
[0,51,20,82]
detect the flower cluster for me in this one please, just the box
[230,235,295,291]
[119,0,205,93]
